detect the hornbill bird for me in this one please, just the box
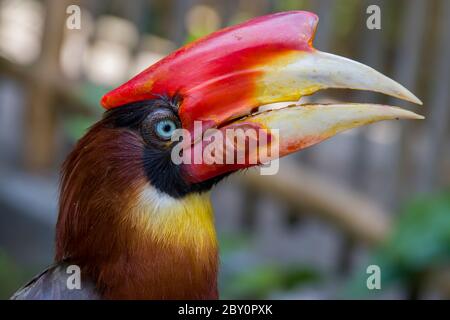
[12,11,422,300]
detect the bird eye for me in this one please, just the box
[155,119,177,140]
[140,110,181,148]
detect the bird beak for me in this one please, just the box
[101,11,423,183]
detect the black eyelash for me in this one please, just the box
[153,93,182,113]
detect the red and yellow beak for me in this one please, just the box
[101,11,423,183]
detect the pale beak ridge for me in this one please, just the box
[233,103,424,159]
[257,50,423,106]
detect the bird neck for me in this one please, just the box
[56,127,219,299]
[114,189,219,299]
[58,185,219,299]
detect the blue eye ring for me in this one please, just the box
[141,109,180,147]
[154,119,177,140]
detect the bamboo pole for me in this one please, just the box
[240,162,391,245]
[416,0,450,193]
[24,0,69,171]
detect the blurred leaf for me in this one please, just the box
[63,115,96,141]
[79,82,111,110]
[221,264,320,299]
[184,34,200,44]
[274,0,310,11]
[218,233,252,255]
[387,191,450,272]
[344,190,450,298]
[333,0,360,40]
[0,250,25,299]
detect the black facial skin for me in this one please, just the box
[102,96,228,198]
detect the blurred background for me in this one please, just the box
[0,0,449,299]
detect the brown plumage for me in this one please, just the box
[56,116,218,299]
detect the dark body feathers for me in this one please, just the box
[11,262,99,300]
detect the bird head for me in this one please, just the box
[56,11,422,299]
[100,10,422,191]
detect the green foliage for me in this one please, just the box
[62,82,108,141]
[218,233,252,255]
[80,82,111,111]
[385,191,450,274]
[274,0,310,11]
[218,232,321,299]
[333,0,361,40]
[221,264,320,299]
[63,115,96,141]
[344,190,450,298]
[0,250,27,299]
